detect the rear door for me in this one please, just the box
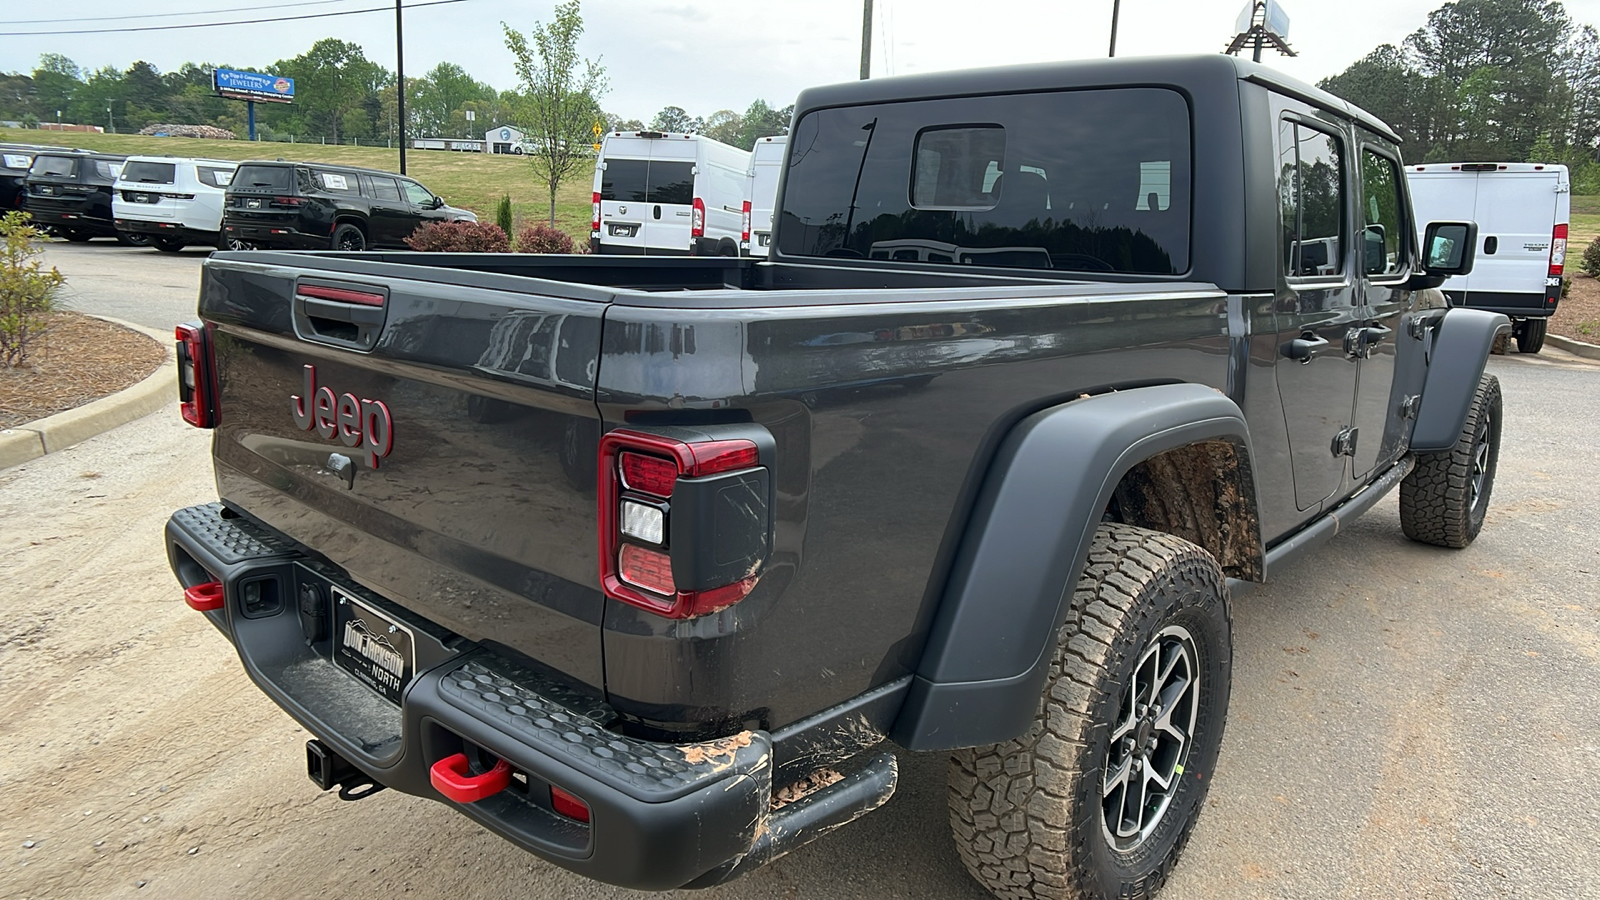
[360,173,410,246]
[645,142,696,252]
[1350,138,1411,481]
[1470,169,1560,299]
[118,160,179,221]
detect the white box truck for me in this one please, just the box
[745,136,787,258]
[1406,162,1570,353]
[590,131,751,256]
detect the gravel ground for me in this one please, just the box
[4,247,1599,900]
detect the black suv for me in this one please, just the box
[2,143,71,214]
[221,161,476,251]
[25,150,149,244]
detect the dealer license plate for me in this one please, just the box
[246,198,261,209]
[608,223,637,237]
[332,587,415,705]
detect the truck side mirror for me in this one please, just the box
[1422,221,1476,276]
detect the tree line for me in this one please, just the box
[1317,0,1600,190]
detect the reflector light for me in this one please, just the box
[550,786,591,823]
[621,500,665,544]
[621,452,678,497]
[1550,223,1568,277]
[619,543,675,594]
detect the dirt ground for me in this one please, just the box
[1550,272,1600,341]
[0,313,165,428]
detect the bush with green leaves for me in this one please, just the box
[1582,236,1600,278]
[495,194,514,235]
[403,221,510,253]
[1,211,66,368]
[515,222,578,254]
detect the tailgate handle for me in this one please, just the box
[293,282,388,352]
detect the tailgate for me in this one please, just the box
[200,256,610,690]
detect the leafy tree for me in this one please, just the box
[31,54,81,121]
[503,0,609,224]
[276,39,388,143]
[651,105,700,133]
[703,109,742,145]
[735,99,792,149]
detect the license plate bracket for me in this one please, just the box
[332,587,415,706]
[608,223,637,237]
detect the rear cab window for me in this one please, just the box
[232,165,296,193]
[777,88,1192,274]
[30,156,78,178]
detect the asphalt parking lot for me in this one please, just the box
[3,243,1598,899]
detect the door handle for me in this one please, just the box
[1360,324,1392,345]
[1281,333,1328,363]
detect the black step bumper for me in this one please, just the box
[165,503,900,889]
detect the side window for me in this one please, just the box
[1277,119,1345,278]
[401,180,434,206]
[363,175,402,202]
[1360,148,1406,277]
[196,167,234,188]
[315,170,355,192]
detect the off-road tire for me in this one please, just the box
[1399,374,1501,548]
[1515,318,1546,354]
[332,222,367,251]
[115,231,151,247]
[948,523,1232,900]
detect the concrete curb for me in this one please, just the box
[1546,333,1600,361]
[0,316,173,471]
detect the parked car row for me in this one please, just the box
[589,130,787,257]
[2,142,475,253]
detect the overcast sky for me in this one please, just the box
[4,0,1600,120]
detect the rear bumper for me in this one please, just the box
[29,202,116,235]
[117,218,217,243]
[165,502,900,889]
[1446,287,1560,319]
[223,221,328,250]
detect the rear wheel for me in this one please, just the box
[332,223,367,251]
[948,523,1231,900]
[154,238,186,253]
[1515,318,1546,354]
[62,230,92,243]
[1400,374,1501,548]
[218,233,257,251]
[116,231,152,247]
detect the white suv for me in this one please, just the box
[113,156,238,252]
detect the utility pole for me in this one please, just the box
[1109,0,1121,57]
[860,0,872,79]
[396,0,407,173]
[106,105,113,134]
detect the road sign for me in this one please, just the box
[592,122,603,137]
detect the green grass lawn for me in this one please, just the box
[1570,195,1599,249]
[0,128,593,241]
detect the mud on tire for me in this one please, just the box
[1399,374,1501,548]
[948,523,1232,900]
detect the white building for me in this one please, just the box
[487,126,532,155]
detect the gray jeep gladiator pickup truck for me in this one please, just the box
[165,55,1506,899]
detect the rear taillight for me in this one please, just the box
[591,191,601,235]
[598,429,770,619]
[1550,223,1567,277]
[691,197,705,238]
[741,200,751,244]
[175,322,218,428]
[271,196,304,208]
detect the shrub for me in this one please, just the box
[0,211,66,368]
[515,223,578,254]
[404,220,510,253]
[495,194,514,235]
[1582,236,1600,278]
[1563,275,1573,298]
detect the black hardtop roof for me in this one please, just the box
[28,149,127,162]
[792,53,1400,144]
[234,159,409,178]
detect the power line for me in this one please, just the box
[1,0,468,36]
[0,0,365,27]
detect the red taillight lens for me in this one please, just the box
[1550,223,1568,277]
[272,195,303,207]
[550,786,591,822]
[741,200,751,243]
[691,197,705,238]
[620,451,678,496]
[598,429,768,619]
[591,191,601,234]
[175,322,217,428]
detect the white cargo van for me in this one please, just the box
[590,132,751,256]
[745,135,787,257]
[113,156,238,252]
[1406,162,1570,353]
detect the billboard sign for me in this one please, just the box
[1235,0,1290,39]
[213,68,295,104]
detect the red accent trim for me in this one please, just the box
[429,753,511,803]
[297,284,386,307]
[184,582,224,611]
[550,786,591,822]
[691,197,705,239]
[175,323,218,429]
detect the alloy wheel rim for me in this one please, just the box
[339,231,364,251]
[1469,417,1491,510]
[1102,624,1199,852]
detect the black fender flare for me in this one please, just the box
[1410,308,1511,453]
[890,383,1258,751]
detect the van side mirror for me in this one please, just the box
[1406,221,1477,290]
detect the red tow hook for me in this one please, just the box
[184,581,225,612]
[430,753,512,803]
